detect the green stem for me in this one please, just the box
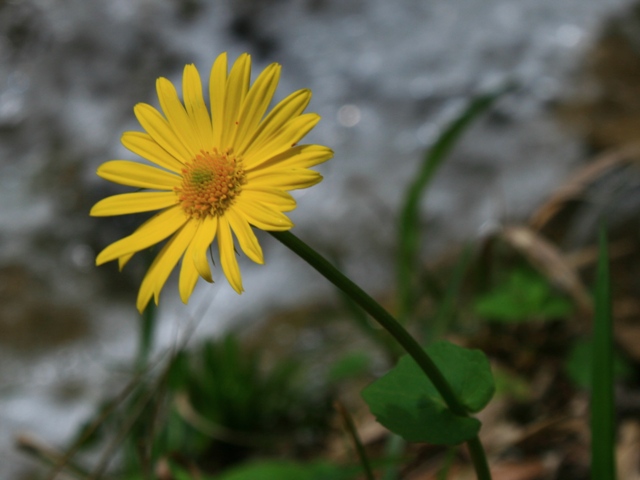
[137,302,156,369]
[269,231,492,480]
[335,400,375,480]
[467,437,492,480]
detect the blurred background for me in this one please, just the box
[2,0,640,478]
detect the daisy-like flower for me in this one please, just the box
[91,53,333,313]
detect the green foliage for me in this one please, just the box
[186,334,329,436]
[473,267,573,322]
[397,84,513,321]
[67,333,333,478]
[66,356,210,474]
[427,243,474,341]
[120,366,209,470]
[565,338,631,389]
[492,368,531,401]
[362,341,494,445]
[215,460,357,480]
[126,460,357,480]
[327,352,371,383]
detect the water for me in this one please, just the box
[0,0,634,476]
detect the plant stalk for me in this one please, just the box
[270,230,492,480]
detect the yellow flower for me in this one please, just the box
[91,53,332,313]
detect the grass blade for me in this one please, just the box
[591,223,616,479]
[397,83,514,322]
[428,243,474,341]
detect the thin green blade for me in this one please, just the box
[397,83,514,322]
[591,223,616,479]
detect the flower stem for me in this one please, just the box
[269,230,492,480]
[467,436,492,480]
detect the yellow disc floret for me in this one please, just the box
[175,148,246,219]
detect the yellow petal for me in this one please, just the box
[247,168,323,190]
[97,160,181,190]
[239,89,311,156]
[156,77,201,155]
[179,240,200,304]
[244,89,312,150]
[191,215,217,282]
[183,64,213,148]
[226,207,264,264]
[217,216,243,293]
[90,191,178,217]
[134,103,193,162]
[234,196,294,231]
[244,113,320,168]
[136,220,198,313]
[235,63,281,152]
[121,131,184,173]
[96,206,188,265]
[209,53,228,146]
[118,253,134,270]
[241,187,297,211]
[247,144,333,172]
[221,53,251,149]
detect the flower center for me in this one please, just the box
[175,149,246,219]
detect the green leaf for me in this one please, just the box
[473,267,573,322]
[362,341,494,445]
[428,342,495,413]
[216,460,355,480]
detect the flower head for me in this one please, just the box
[91,53,332,312]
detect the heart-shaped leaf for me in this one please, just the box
[362,341,494,445]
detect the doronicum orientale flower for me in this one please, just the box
[91,53,333,313]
